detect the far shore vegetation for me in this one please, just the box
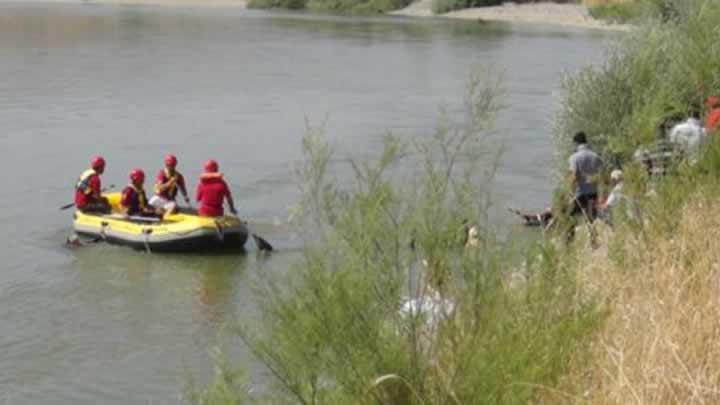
[190,0,720,403]
[431,0,580,17]
[246,0,647,22]
[247,0,412,14]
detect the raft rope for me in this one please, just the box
[100,221,109,241]
[142,228,152,254]
[214,220,225,242]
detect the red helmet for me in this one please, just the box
[129,168,145,183]
[91,156,106,170]
[164,154,177,167]
[203,159,219,173]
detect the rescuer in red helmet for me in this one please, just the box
[195,160,237,217]
[74,155,111,213]
[149,154,190,214]
[120,169,157,217]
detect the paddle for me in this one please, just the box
[233,216,273,252]
[251,232,274,252]
[59,184,115,210]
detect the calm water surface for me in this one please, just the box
[0,3,615,403]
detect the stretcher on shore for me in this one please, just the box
[72,192,248,253]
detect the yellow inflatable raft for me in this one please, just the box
[73,192,248,253]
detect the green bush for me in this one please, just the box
[247,0,306,10]
[306,0,412,14]
[588,3,643,24]
[551,0,720,242]
[431,0,467,15]
[191,71,601,404]
[556,0,720,163]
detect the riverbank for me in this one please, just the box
[3,0,630,31]
[391,1,633,31]
[0,0,247,7]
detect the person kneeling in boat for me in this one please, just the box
[149,154,190,215]
[195,160,237,218]
[75,155,111,214]
[120,169,159,218]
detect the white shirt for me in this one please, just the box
[605,182,624,209]
[399,290,454,327]
[669,118,706,159]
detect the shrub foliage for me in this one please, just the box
[190,71,602,404]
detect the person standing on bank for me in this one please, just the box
[149,154,190,214]
[195,160,237,218]
[568,131,603,223]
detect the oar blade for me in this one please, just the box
[252,234,273,252]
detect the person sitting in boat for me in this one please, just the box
[195,160,237,218]
[149,154,190,214]
[74,155,111,214]
[120,169,158,218]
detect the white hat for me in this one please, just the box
[611,169,623,181]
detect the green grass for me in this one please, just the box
[588,2,643,24]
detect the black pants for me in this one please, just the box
[79,198,111,215]
[569,193,598,221]
[566,193,598,243]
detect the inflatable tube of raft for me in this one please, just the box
[73,192,248,253]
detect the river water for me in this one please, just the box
[0,3,615,403]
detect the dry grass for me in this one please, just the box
[544,197,720,404]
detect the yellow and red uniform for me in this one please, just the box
[121,184,148,216]
[74,169,102,210]
[154,169,186,201]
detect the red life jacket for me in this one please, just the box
[196,173,230,217]
[74,169,100,208]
